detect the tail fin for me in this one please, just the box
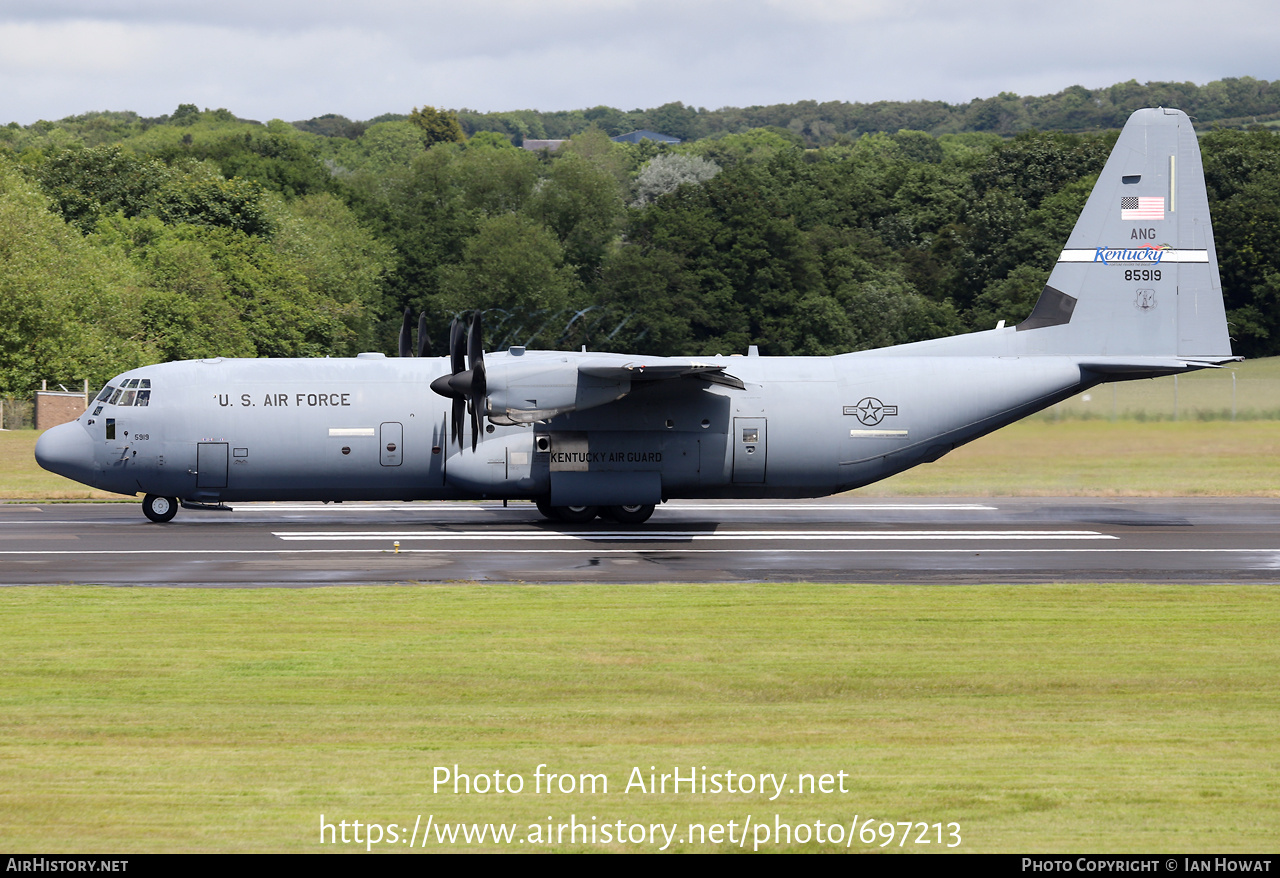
[1020,108,1234,364]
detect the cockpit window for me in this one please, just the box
[103,377,152,405]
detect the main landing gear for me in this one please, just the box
[535,500,656,524]
[142,493,179,523]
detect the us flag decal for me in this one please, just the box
[1121,196,1165,220]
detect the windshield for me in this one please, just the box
[102,378,152,406]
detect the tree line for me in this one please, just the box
[2,80,1280,395]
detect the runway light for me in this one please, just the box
[394,540,400,554]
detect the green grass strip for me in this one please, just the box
[1,584,1277,852]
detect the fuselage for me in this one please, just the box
[35,344,1095,506]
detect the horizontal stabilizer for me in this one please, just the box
[1078,356,1242,378]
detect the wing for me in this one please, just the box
[578,358,746,389]
[482,352,745,425]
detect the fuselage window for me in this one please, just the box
[106,418,116,441]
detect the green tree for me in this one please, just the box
[34,145,170,231]
[409,105,466,148]
[173,120,335,198]
[1201,128,1280,356]
[434,213,583,344]
[0,158,154,392]
[152,165,274,236]
[526,151,625,285]
[265,193,394,352]
[332,121,424,175]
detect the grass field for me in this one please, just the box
[0,584,1276,853]
[1036,357,1280,421]
[861,420,1280,496]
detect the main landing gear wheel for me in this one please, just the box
[600,504,656,524]
[535,501,600,523]
[142,494,178,523]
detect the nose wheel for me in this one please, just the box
[142,494,178,523]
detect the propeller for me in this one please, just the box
[398,307,433,358]
[430,312,487,451]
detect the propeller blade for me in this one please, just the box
[452,397,465,446]
[398,306,413,357]
[467,311,484,372]
[467,313,487,450]
[450,317,465,376]
[416,312,431,358]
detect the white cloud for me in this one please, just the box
[1,0,1278,124]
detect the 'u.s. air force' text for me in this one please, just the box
[217,392,352,407]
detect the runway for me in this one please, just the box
[2,497,1278,585]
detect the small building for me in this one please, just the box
[35,390,88,431]
[611,130,681,145]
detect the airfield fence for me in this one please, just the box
[1,398,34,431]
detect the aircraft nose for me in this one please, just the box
[35,422,97,485]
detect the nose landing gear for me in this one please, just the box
[142,494,179,523]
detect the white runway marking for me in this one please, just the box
[224,502,999,513]
[0,548,1274,557]
[271,529,1115,542]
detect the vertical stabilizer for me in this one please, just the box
[1019,108,1232,361]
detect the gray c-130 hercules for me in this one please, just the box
[37,108,1237,523]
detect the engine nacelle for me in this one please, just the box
[483,355,628,425]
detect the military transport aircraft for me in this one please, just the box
[36,108,1236,523]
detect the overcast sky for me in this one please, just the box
[3,0,1278,125]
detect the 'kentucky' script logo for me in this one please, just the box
[1094,244,1171,265]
